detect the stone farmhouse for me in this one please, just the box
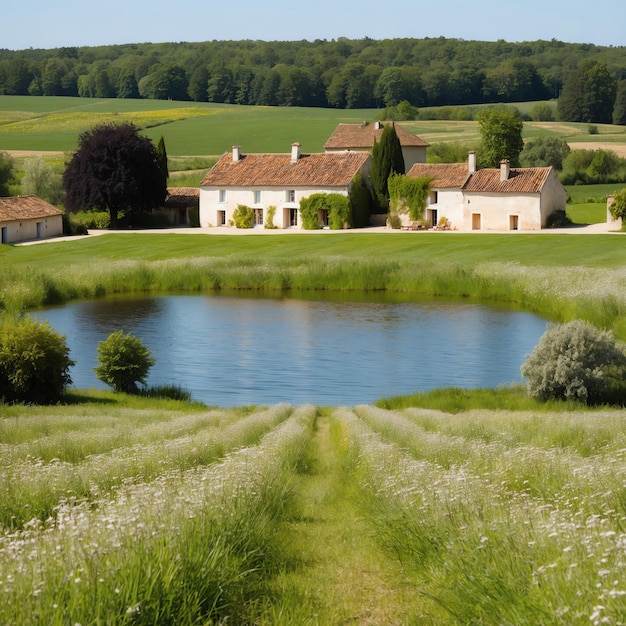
[199,143,370,229]
[0,195,63,243]
[199,124,567,232]
[324,121,429,173]
[407,152,567,231]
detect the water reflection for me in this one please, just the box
[35,294,548,407]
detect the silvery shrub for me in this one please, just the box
[521,320,626,404]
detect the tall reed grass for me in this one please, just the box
[4,255,626,338]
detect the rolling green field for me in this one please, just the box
[1,394,625,624]
[3,95,626,156]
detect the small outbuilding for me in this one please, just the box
[324,121,429,173]
[0,195,64,244]
[407,152,567,231]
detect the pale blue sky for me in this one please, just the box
[4,0,624,50]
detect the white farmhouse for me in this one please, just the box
[199,144,370,229]
[408,152,567,231]
[0,195,64,244]
[324,121,429,173]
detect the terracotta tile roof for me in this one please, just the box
[408,163,555,194]
[407,163,471,188]
[0,196,63,221]
[200,151,370,188]
[165,187,199,206]
[462,167,553,193]
[323,122,430,150]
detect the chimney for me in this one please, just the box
[232,145,241,162]
[468,151,477,174]
[374,121,383,130]
[291,142,301,163]
[500,159,510,182]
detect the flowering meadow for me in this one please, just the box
[1,398,625,624]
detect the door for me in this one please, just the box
[472,213,481,230]
[509,215,519,231]
[1,227,7,244]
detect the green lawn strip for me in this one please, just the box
[257,414,429,624]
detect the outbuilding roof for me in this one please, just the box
[200,151,370,188]
[462,167,553,194]
[408,162,555,194]
[324,122,430,150]
[0,196,63,221]
[407,163,471,188]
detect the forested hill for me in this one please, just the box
[0,37,625,114]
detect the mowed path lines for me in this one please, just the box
[260,414,432,625]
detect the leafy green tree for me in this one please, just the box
[63,123,167,227]
[521,320,626,404]
[21,155,63,203]
[608,188,626,221]
[370,123,405,212]
[558,61,616,124]
[0,151,14,196]
[520,137,570,170]
[613,80,626,125]
[151,64,189,100]
[529,102,554,121]
[0,318,74,404]
[117,71,139,99]
[94,330,155,394]
[187,65,209,101]
[477,106,524,167]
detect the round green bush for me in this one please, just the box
[94,330,155,394]
[521,320,626,404]
[0,318,74,404]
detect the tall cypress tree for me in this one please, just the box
[157,135,169,185]
[370,123,405,213]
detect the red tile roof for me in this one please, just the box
[407,163,471,188]
[462,167,553,193]
[200,151,370,188]
[165,187,199,206]
[0,196,63,221]
[324,122,429,150]
[408,163,555,193]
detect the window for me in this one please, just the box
[254,190,261,204]
[286,189,296,203]
[219,190,227,203]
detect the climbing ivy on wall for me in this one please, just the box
[388,174,433,221]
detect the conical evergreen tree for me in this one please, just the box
[157,135,169,185]
[370,123,405,213]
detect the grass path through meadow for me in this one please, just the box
[261,414,428,624]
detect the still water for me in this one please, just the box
[35,294,548,407]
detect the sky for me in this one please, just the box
[3,0,625,51]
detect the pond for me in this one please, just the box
[34,294,548,407]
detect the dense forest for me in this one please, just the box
[1,38,626,122]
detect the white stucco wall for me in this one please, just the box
[199,186,351,229]
[461,193,542,230]
[0,215,63,243]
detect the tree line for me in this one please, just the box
[0,38,625,120]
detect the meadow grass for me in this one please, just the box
[0,403,316,625]
[335,406,626,624]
